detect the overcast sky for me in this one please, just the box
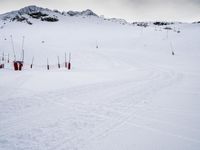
[0,0,199,22]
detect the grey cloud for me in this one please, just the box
[190,0,200,4]
[126,0,200,5]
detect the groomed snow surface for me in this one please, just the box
[0,14,200,150]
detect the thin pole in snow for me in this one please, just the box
[65,52,66,63]
[21,36,25,62]
[170,42,175,55]
[21,36,25,51]
[96,41,98,48]
[7,54,9,63]
[68,52,71,70]
[0,56,4,69]
[65,52,67,68]
[69,52,71,63]
[10,35,16,61]
[2,52,4,61]
[21,49,24,62]
[47,58,49,70]
[57,56,60,68]
[31,56,34,68]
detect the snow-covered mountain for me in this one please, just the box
[0,5,185,27]
[0,5,100,25]
[0,5,200,150]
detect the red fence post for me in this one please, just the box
[68,62,71,70]
[13,61,18,71]
[19,63,23,71]
[68,53,71,70]
[0,64,4,69]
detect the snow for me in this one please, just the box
[0,6,200,150]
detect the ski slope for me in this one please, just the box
[0,6,200,150]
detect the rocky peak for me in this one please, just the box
[66,9,98,17]
[1,5,59,24]
[18,5,50,15]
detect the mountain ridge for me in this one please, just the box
[0,5,101,25]
[0,5,198,26]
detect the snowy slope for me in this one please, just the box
[0,6,200,150]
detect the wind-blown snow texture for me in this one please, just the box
[0,6,200,150]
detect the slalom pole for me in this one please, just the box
[18,36,25,71]
[10,35,16,61]
[65,52,67,68]
[2,52,4,61]
[57,56,60,68]
[68,52,71,70]
[21,36,25,62]
[96,41,98,48]
[30,56,34,68]
[47,58,49,70]
[22,49,24,62]
[18,61,23,71]
[0,57,2,69]
[7,54,9,63]
[0,56,3,69]
[170,42,175,55]
[13,61,18,71]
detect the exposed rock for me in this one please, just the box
[193,21,200,24]
[153,22,174,26]
[106,18,128,25]
[133,22,149,27]
[81,9,98,16]
[41,16,59,22]
[12,15,32,25]
[66,9,98,17]
[29,12,48,19]
[18,5,50,15]
[164,27,172,30]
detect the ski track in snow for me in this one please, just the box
[0,64,183,150]
[0,15,200,149]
